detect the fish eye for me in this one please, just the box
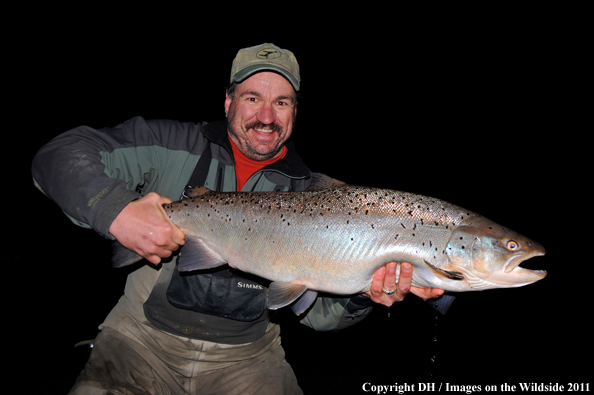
[506,240,519,251]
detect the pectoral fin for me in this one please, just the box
[177,237,227,272]
[424,260,464,280]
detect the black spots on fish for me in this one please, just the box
[401,223,406,229]
[394,234,399,240]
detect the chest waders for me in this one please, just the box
[143,141,273,344]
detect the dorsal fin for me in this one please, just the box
[305,172,347,191]
[184,186,215,198]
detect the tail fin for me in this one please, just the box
[111,241,144,268]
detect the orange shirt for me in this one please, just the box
[229,138,288,191]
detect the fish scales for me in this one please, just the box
[114,173,545,313]
[164,182,538,295]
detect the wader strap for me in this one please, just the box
[181,141,212,199]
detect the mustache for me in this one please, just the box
[246,121,283,134]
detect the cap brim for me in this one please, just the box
[233,64,300,91]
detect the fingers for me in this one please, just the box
[364,262,445,307]
[155,196,187,247]
[396,262,413,297]
[365,262,412,307]
[109,192,187,265]
[411,286,444,300]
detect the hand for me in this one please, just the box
[364,262,444,307]
[109,192,186,265]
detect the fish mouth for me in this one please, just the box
[503,250,547,278]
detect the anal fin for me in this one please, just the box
[178,236,227,272]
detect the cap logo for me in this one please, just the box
[256,49,282,59]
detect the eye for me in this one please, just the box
[276,99,293,107]
[506,240,519,251]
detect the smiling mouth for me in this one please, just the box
[246,121,282,136]
[254,128,274,134]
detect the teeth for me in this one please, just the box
[255,129,273,134]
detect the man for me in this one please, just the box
[33,43,444,394]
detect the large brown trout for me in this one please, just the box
[113,173,546,314]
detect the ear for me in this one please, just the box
[224,92,232,118]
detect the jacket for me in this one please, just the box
[32,116,373,344]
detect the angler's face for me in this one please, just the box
[226,71,297,161]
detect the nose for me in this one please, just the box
[256,102,276,125]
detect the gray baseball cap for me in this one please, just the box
[230,43,300,91]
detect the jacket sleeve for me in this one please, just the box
[32,116,204,238]
[299,295,373,331]
[300,292,456,331]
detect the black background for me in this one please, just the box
[7,8,588,394]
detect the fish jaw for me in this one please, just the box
[446,218,547,290]
[491,246,547,287]
[462,255,546,291]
